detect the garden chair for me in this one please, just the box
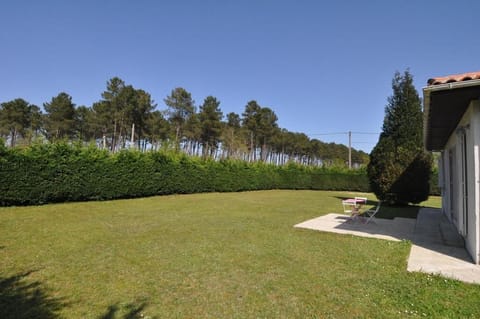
[342,197,367,219]
[362,201,381,224]
[342,199,354,214]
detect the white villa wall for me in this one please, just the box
[440,101,480,264]
[470,101,480,264]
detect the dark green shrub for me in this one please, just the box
[367,71,432,204]
[368,137,432,204]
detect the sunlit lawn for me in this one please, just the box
[1,190,479,318]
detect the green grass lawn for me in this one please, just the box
[1,190,479,318]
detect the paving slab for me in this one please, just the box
[294,213,415,242]
[408,208,480,284]
[407,244,480,284]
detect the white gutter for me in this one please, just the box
[424,79,480,94]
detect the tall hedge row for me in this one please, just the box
[0,143,375,206]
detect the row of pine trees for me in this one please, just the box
[0,77,368,166]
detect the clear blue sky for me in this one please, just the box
[1,1,479,152]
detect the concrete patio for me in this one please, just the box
[294,208,480,284]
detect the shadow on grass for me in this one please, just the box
[375,204,422,220]
[0,271,66,319]
[98,301,158,319]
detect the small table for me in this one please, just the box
[342,198,367,220]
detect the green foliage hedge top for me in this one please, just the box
[0,143,371,206]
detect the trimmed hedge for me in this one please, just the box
[311,172,370,192]
[430,167,440,196]
[0,143,439,206]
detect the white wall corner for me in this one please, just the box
[470,100,480,263]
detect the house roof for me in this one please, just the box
[427,71,480,86]
[424,71,480,151]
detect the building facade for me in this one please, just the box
[423,71,480,263]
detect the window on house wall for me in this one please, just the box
[462,131,469,236]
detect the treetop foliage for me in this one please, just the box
[382,71,423,149]
[0,77,369,167]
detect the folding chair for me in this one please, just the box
[363,201,381,224]
[342,198,367,220]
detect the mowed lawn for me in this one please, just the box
[1,190,479,318]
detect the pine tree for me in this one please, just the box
[198,96,223,158]
[367,70,432,204]
[164,87,195,147]
[43,92,77,141]
[0,98,40,147]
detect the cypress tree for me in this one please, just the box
[367,70,432,205]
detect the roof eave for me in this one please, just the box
[423,79,480,94]
[423,79,480,151]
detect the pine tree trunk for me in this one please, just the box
[112,119,117,152]
[10,128,16,147]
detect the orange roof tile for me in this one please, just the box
[427,71,480,86]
